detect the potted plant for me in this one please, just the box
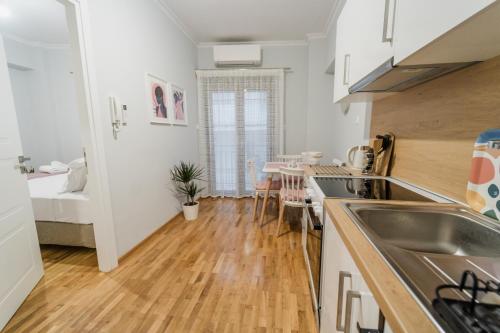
[170,161,205,221]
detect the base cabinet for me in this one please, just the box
[320,214,392,333]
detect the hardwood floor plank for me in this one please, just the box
[3,198,317,333]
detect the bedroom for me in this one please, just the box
[1,0,98,260]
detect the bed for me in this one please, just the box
[28,173,96,248]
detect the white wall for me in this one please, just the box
[305,37,371,163]
[197,44,309,154]
[4,37,82,168]
[197,39,371,164]
[305,37,336,162]
[87,0,199,256]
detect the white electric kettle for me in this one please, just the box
[346,145,373,170]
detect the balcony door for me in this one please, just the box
[197,69,284,197]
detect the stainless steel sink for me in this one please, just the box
[342,203,500,331]
[353,206,500,257]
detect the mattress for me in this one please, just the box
[28,174,92,225]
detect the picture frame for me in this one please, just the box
[145,73,170,124]
[168,83,188,126]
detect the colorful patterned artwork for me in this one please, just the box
[466,129,500,220]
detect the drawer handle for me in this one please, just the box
[336,271,352,331]
[345,290,361,333]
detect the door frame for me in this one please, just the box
[59,0,118,271]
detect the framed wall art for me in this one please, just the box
[169,83,187,126]
[145,73,170,124]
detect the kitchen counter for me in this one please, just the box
[323,199,463,333]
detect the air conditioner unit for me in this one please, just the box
[213,45,262,66]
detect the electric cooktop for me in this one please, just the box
[313,177,433,202]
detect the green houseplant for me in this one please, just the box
[170,161,204,220]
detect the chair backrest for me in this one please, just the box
[276,154,303,167]
[280,167,305,205]
[247,159,257,189]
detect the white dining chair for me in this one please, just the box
[276,167,306,237]
[247,160,281,222]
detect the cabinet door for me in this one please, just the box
[346,274,382,333]
[333,4,351,103]
[348,0,395,86]
[346,291,381,333]
[320,214,361,333]
[333,0,395,102]
[320,214,347,332]
[321,215,393,333]
[394,0,495,64]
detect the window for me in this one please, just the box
[244,90,268,192]
[198,70,284,197]
[212,92,236,192]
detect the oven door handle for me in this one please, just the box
[306,205,323,231]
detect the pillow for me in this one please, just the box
[68,158,86,170]
[61,158,87,192]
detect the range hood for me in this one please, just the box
[349,57,478,93]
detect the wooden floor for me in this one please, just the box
[4,198,318,333]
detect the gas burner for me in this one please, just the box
[433,271,500,333]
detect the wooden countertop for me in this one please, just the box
[323,199,462,333]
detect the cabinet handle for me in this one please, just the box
[344,290,361,333]
[343,54,350,86]
[382,0,396,42]
[336,271,352,332]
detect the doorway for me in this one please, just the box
[0,0,117,272]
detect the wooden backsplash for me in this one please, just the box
[371,55,500,202]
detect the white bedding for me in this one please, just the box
[28,174,92,225]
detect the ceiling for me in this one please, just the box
[0,0,68,45]
[160,0,337,43]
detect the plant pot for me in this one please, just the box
[182,201,199,221]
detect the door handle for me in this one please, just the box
[15,155,34,174]
[336,271,352,332]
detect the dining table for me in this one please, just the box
[258,161,305,225]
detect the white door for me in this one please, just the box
[0,35,44,330]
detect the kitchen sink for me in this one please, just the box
[352,206,500,257]
[342,202,500,331]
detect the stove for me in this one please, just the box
[312,176,433,201]
[433,270,500,333]
[303,176,435,325]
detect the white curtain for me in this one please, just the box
[197,69,285,197]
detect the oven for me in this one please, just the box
[303,200,323,322]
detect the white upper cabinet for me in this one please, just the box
[348,0,395,87]
[333,4,352,103]
[394,0,495,65]
[333,0,500,103]
[334,0,396,103]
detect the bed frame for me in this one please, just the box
[35,221,96,248]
